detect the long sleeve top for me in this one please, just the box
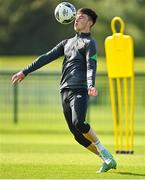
[22,32,97,91]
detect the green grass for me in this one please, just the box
[0,56,145,72]
[0,56,145,179]
[0,122,145,179]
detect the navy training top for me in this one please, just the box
[22,32,97,91]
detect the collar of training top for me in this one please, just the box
[76,32,91,38]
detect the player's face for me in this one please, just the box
[74,13,93,32]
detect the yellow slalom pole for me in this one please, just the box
[116,78,123,152]
[109,78,119,152]
[130,76,135,153]
[123,78,129,152]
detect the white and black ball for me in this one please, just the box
[54,2,76,24]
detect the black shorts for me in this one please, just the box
[61,88,91,147]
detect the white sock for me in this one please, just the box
[95,140,105,152]
[95,140,111,164]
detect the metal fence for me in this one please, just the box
[0,71,144,125]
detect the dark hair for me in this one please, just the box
[77,8,98,26]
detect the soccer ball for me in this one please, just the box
[54,2,76,24]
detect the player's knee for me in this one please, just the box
[74,120,90,133]
[74,135,85,147]
[74,134,91,147]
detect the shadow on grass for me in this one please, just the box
[118,171,145,177]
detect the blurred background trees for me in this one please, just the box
[0,0,144,56]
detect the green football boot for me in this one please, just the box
[97,159,117,173]
[97,149,117,173]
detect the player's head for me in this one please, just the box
[74,8,98,32]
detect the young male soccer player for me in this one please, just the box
[11,8,117,173]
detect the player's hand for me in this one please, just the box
[11,71,25,85]
[88,87,98,97]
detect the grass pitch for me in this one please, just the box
[0,56,145,179]
[0,122,145,179]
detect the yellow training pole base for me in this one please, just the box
[116,150,134,154]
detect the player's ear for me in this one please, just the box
[88,20,93,27]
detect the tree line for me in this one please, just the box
[0,0,144,56]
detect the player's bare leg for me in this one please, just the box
[83,127,98,142]
[83,127,117,173]
[87,143,99,155]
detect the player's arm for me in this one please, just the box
[11,40,66,85]
[86,39,98,96]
